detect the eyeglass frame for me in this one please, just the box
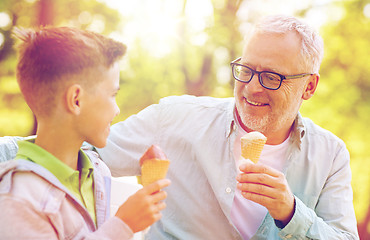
[230,57,313,90]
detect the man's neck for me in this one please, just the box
[235,108,293,145]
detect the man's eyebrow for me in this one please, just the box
[240,60,254,69]
[241,61,281,73]
[263,66,281,73]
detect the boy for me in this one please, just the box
[0,27,170,239]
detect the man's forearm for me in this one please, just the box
[278,196,359,239]
[0,136,27,162]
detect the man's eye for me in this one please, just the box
[241,68,252,76]
[264,74,280,81]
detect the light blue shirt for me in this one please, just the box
[97,95,358,239]
[0,95,359,239]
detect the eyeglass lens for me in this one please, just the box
[233,65,281,89]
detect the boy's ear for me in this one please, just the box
[66,84,83,115]
[302,74,319,100]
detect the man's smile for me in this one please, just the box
[245,97,269,106]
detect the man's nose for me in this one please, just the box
[245,74,264,93]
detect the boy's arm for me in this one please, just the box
[0,197,59,239]
[0,136,27,162]
[0,196,134,240]
[88,179,170,239]
[114,179,171,233]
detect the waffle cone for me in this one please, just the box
[139,145,170,186]
[241,131,267,164]
[141,159,170,186]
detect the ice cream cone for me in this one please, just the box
[139,145,170,186]
[241,131,267,164]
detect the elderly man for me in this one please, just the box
[1,15,359,239]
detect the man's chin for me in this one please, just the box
[240,115,269,133]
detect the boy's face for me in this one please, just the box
[78,63,120,148]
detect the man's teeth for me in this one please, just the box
[246,98,265,106]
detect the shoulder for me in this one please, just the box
[155,95,234,125]
[301,117,349,163]
[303,117,345,146]
[0,160,62,211]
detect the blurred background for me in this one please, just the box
[0,0,369,238]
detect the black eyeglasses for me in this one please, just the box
[230,57,313,90]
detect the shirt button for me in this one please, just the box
[225,187,232,193]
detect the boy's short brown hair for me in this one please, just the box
[14,27,126,117]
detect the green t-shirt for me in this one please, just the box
[15,139,97,225]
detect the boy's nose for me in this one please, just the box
[115,103,120,117]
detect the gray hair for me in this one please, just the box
[254,15,324,74]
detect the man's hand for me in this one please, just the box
[237,162,295,226]
[115,179,171,233]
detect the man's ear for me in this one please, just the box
[66,84,83,115]
[302,74,319,100]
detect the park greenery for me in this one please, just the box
[0,0,369,237]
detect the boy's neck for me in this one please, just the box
[35,123,83,170]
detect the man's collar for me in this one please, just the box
[226,99,236,138]
[291,112,306,149]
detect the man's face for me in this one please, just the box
[234,31,310,141]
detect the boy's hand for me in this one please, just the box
[115,179,171,233]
